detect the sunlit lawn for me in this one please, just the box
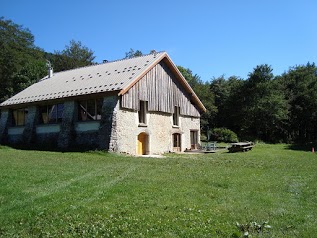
[0,144,316,237]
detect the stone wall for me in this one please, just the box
[73,121,99,149]
[0,109,12,144]
[98,96,118,150]
[180,116,201,150]
[75,131,100,149]
[115,107,200,155]
[36,132,59,150]
[0,95,118,151]
[22,106,39,146]
[7,128,24,145]
[35,124,60,150]
[58,101,77,150]
[1,95,200,154]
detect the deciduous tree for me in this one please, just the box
[0,17,46,102]
[52,40,95,72]
[279,63,317,143]
[124,48,143,59]
[242,65,288,142]
[178,66,217,138]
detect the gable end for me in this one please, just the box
[121,60,202,117]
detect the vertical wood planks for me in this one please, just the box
[121,62,200,117]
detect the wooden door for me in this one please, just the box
[137,133,147,155]
[173,133,181,152]
[190,130,198,149]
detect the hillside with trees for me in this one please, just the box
[1,17,317,144]
[0,17,95,102]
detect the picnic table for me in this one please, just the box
[205,141,217,151]
[228,142,253,153]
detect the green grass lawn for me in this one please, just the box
[0,144,317,237]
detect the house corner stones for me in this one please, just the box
[98,96,118,151]
[58,101,76,150]
[22,106,39,146]
[0,109,11,144]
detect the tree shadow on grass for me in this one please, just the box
[286,143,317,152]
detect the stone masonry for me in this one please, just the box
[0,109,12,144]
[98,95,118,150]
[58,101,77,150]
[22,106,40,146]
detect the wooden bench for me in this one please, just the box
[228,142,253,153]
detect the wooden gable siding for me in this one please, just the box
[121,61,200,117]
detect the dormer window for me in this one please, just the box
[173,106,180,126]
[138,100,148,125]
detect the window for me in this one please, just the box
[12,108,28,126]
[78,99,102,121]
[173,106,180,126]
[138,100,147,125]
[39,104,64,124]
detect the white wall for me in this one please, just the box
[115,106,200,155]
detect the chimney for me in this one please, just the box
[48,67,53,78]
[46,60,53,78]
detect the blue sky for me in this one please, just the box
[2,0,317,82]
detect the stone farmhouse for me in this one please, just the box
[0,52,206,155]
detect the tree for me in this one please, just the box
[177,66,202,89]
[178,66,217,138]
[52,40,95,72]
[210,76,244,135]
[124,48,143,59]
[279,63,317,143]
[242,65,288,142]
[0,19,96,102]
[0,17,46,102]
[195,81,217,138]
[12,60,47,95]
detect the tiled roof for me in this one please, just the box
[0,52,166,106]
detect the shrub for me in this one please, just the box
[209,128,238,143]
[200,133,207,142]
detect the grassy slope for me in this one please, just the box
[0,144,316,237]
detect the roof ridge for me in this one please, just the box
[98,50,166,66]
[49,51,166,76]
